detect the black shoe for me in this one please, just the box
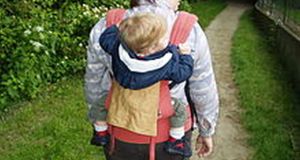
[164,137,192,157]
[90,130,110,146]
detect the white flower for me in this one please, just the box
[35,26,44,32]
[30,40,44,50]
[82,4,89,9]
[92,7,100,13]
[83,11,90,16]
[36,74,41,80]
[39,33,45,40]
[79,43,83,47]
[100,13,106,17]
[24,29,32,36]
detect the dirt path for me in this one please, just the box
[190,2,252,160]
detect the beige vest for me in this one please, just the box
[107,80,160,136]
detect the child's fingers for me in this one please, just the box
[179,44,191,54]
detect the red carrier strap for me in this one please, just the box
[170,11,198,45]
[104,10,198,160]
[106,9,126,27]
[105,8,126,156]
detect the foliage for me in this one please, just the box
[180,0,192,12]
[0,0,129,111]
[190,0,227,28]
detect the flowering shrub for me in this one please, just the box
[0,0,129,110]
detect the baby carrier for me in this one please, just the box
[104,8,198,160]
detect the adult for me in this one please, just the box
[84,0,219,159]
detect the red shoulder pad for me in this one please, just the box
[170,11,198,45]
[106,9,126,27]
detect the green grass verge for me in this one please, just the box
[0,77,105,160]
[191,0,227,28]
[231,10,298,160]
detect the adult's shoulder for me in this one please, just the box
[191,21,206,39]
[89,17,107,43]
[185,19,209,61]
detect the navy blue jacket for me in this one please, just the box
[99,25,194,90]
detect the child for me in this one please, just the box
[91,13,193,157]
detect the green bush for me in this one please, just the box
[0,0,129,110]
[180,0,192,11]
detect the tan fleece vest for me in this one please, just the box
[107,80,160,136]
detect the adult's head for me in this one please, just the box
[130,0,181,11]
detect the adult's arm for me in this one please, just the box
[84,18,112,123]
[187,23,219,137]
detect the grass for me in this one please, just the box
[0,1,228,159]
[0,77,105,160]
[231,10,299,160]
[289,9,300,24]
[191,0,227,28]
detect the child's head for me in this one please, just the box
[119,12,168,54]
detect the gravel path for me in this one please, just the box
[190,2,252,160]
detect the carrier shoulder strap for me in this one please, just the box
[106,9,126,27]
[105,9,126,77]
[169,11,197,88]
[169,11,199,125]
[169,11,198,45]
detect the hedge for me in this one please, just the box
[0,0,130,110]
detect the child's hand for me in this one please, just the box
[179,43,191,55]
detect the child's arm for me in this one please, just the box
[173,54,194,82]
[99,25,121,55]
[167,46,194,83]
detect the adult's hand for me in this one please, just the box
[195,135,213,157]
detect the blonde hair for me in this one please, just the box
[119,13,167,53]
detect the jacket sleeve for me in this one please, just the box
[99,25,120,56]
[84,18,112,123]
[168,53,194,83]
[186,23,220,137]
